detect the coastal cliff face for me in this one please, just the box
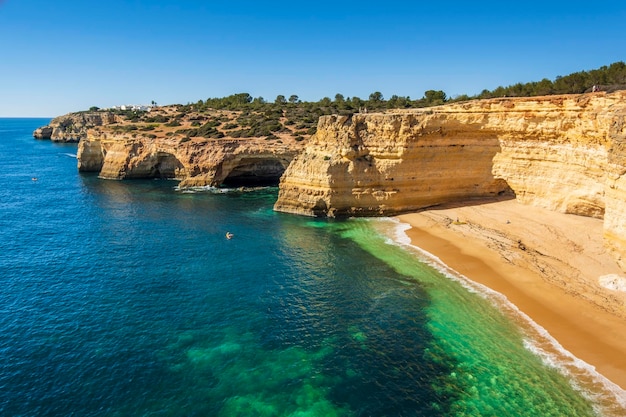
[274,112,511,217]
[67,93,626,268]
[34,112,118,142]
[273,92,626,268]
[78,132,301,188]
[604,110,626,270]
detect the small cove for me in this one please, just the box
[0,118,621,416]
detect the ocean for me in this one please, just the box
[1,118,624,416]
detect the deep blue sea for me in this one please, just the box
[1,118,625,416]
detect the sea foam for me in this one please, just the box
[374,217,626,416]
[175,185,273,194]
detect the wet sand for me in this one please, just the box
[397,198,626,390]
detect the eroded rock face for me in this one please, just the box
[33,126,53,140]
[604,113,626,270]
[71,92,626,269]
[275,112,511,217]
[273,92,626,269]
[76,138,105,172]
[33,112,117,142]
[78,132,301,188]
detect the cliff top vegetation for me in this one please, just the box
[83,61,625,143]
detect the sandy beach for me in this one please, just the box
[397,198,626,391]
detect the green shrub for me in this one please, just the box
[145,115,169,123]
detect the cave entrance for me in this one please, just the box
[222,158,286,187]
[151,152,185,179]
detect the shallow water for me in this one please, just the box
[0,118,623,416]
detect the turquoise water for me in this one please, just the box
[1,118,624,416]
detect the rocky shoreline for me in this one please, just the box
[33,93,626,401]
[33,111,117,142]
[34,91,626,272]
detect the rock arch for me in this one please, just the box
[149,151,186,179]
[221,157,287,187]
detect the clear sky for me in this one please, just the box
[1,0,625,117]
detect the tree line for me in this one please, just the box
[184,90,448,116]
[181,61,625,113]
[474,61,626,99]
[94,61,626,118]
[84,62,626,141]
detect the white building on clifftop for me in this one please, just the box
[110,104,153,112]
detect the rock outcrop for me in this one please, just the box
[33,112,117,142]
[275,112,512,217]
[64,92,626,269]
[273,92,626,269]
[77,132,301,188]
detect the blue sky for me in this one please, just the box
[1,0,625,117]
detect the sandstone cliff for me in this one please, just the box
[274,112,511,217]
[68,92,626,269]
[78,132,301,188]
[33,112,118,142]
[273,92,626,268]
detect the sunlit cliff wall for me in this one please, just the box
[77,133,300,188]
[273,92,626,269]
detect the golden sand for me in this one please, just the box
[397,198,626,389]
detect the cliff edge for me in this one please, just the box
[273,92,626,269]
[33,112,118,142]
[78,131,301,188]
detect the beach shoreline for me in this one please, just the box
[395,198,626,392]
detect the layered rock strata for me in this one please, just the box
[34,112,117,142]
[273,92,626,268]
[77,132,300,188]
[275,112,511,217]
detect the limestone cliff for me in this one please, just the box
[78,132,301,188]
[34,112,118,142]
[68,92,626,269]
[273,92,626,269]
[275,112,511,217]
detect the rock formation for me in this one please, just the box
[77,132,301,188]
[53,92,626,269]
[273,92,626,269]
[275,112,511,217]
[33,112,118,142]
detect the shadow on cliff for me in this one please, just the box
[416,194,517,213]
